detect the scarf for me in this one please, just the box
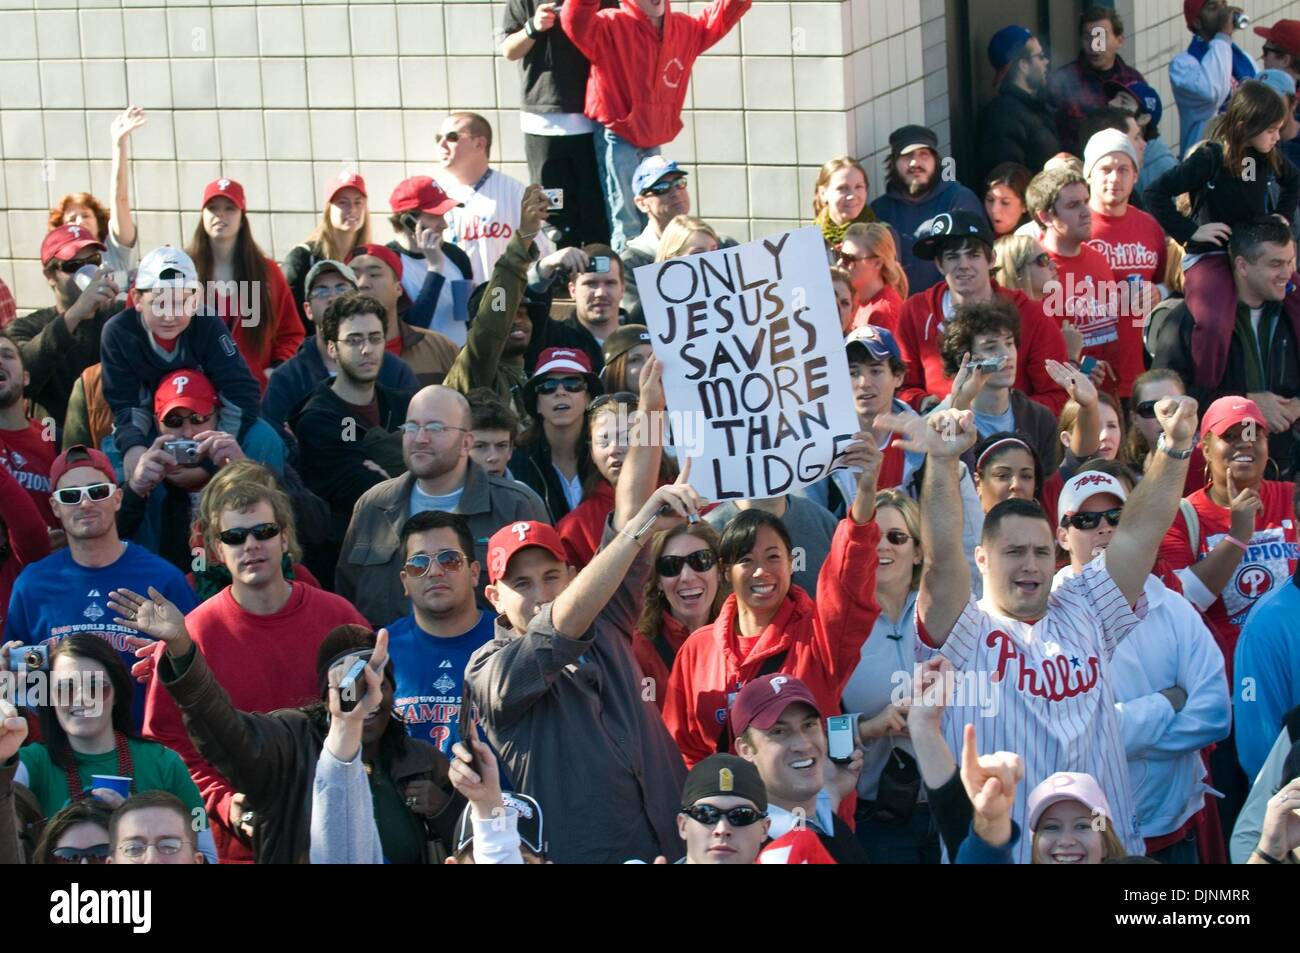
[193,553,298,602]
[816,204,877,249]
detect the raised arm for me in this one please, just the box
[880,407,978,646]
[1104,396,1198,606]
[1044,359,1100,459]
[613,355,666,532]
[108,107,146,253]
[559,0,606,58]
[502,2,558,61]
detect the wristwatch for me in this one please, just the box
[1157,433,1194,460]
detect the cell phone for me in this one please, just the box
[543,188,565,210]
[400,212,420,232]
[164,439,202,467]
[337,657,368,713]
[1079,356,1099,375]
[586,255,611,274]
[827,715,856,764]
[970,356,1006,374]
[457,687,477,769]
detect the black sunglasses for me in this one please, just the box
[656,548,717,578]
[1135,400,1158,419]
[681,805,766,827]
[51,844,111,864]
[642,177,688,197]
[162,410,213,429]
[58,254,102,274]
[1061,508,1123,531]
[218,522,281,546]
[589,392,637,415]
[403,550,466,576]
[884,529,913,546]
[534,375,587,396]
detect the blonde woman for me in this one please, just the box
[282,172,373,323]
[840,222,908,332]
[812,155,877,247]
[655,215,721,261]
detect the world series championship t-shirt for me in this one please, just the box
[4,542,199,726]
[387,610,497,754]
[0,420,57,527]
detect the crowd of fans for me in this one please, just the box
[2,0,1300,867]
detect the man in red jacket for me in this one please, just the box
[561,0,751,252]
[893,210,1069,415]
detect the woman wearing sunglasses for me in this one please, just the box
[510,347,603,522]
[32,800,113,866]
[993,233,1059,302]
[839,490,938,863]
[0,635,216,863]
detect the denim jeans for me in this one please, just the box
[596,127,659,253]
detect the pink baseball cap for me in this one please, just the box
[1026,771,1113,832]
[486,520,569,584]
[1201,395,1268,438]
[729,673,819,737]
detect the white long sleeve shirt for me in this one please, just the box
[1170,33,1234,156]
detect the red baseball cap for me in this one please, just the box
[325,170,368,205]
[40,224,107,267]
[389,176,459,216]
[201,177,247,211]
[346,243,403,281]
[729,673,820,737]
[1256,19,1300,57]
[50,445,117,489]
[154,369,218,419]
[486,520,568,584]
[1201,396,1268,437]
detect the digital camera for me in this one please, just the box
[164,439,202,467]
[7,644,49,672]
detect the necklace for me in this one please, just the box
[62,731,134,804]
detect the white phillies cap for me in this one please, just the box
[1056,471,1127,526]
[135,246,199,291]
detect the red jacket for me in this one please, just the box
[894,280,1069,415]
[562,0,751,149]
[557,481,615,570]
[214,259,306,393]
[632,611,693,710]
[663,517,880,768]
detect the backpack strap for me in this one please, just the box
[1178,498,1200,560]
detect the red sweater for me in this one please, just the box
[663,517,881,768]
[142,583,366,863]
[213,259,305,392]
[557,481,615,570]
[0,463,51,637]
[562,0,751,149]
[894,280,1070,415]
[851,285,905,334]
[1046,243,1141,399]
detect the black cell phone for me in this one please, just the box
[457,685,476,769]
[338,657,368,713]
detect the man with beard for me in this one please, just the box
[336,385,547,626]
[292,294,412,543]
[869,126,983,295]
[0,333,56,527]
[980,26,1060,181]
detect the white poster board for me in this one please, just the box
[635,226,859,501]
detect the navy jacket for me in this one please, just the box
[261,337,419,431]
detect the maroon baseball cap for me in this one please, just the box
[346,243,403,281]
[202,177,247,211]
[325,170,368,205]
[40,224,106,267]
[389,176,460,216]
[486,520,568,584]
[1256,19,1300,57]
[50,445,117,489]
[729,673,820,737]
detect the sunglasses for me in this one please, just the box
[436,130,475,144]
[1134,400,1159,419]
[534,376,587,396]
[1061,508,1123,531]
[162,410,213,429]
[218,522,281,546]
[836,251,876,266]
[681,805,767,827]
[884,529,913,546]
[588,392,637,415]
[58,254,102,274]
[403,550,466,577]
[656,548,717,578]
[51,844,112,864]
[641,177,688,197]
[1264,45,1288,57]
[54,483,115,505]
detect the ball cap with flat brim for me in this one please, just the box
[889,124,939,157]
[1256,19,1300,58]
[303,259,359,294]
[454,791,546,857]
[389,175,460,216]
[729,673,820,738]
[50,445,117,489]
[486,520,569,584]
[40,224,106,267]
[325,171,368,205]
[911,210,994,261]
[1027,771,1113,833]
[1201,395,1268,438]
[1056,470,1128,526]
[681,754,768,811]
[135,246,199,290]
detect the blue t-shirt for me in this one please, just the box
[974,403,1015,439]
[386,610,496,755]
[5,542,199,727]
[409,483,464,517]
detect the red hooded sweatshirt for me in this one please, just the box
[663,516,880,769]
[562,0,752,150]
[893,279,1069,415]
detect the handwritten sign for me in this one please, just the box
[635,226,859,500]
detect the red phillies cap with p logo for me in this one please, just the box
[326,171,368,205]
[40,224,107,267]
[202,177,247,211]
[389,176,460,216]
[728,673,820,739]
[154,369,218,419]
[486,520,568,584]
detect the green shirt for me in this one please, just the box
[18,738,205,821]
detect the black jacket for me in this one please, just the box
[979,84,1061,181]
[8,304,116,427]
[523,308,610,376]
[509,436,591,523]
[291,380,412,539]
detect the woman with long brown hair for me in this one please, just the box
[187,179,304,391]
[282,172,373,322]
[812,155,877,248]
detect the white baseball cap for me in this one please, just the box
[135,246,199,291]
[1056,471,1127,526]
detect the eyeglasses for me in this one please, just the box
[403,549,466,577]
[534,376,587,396]
[162,410,213,429]
[641,177,688,197]
[58,254,102,274]
[1135,400,1158,419]
[117,838,186,859]
[884,529,913,546]
[588,392,637,415]
[1061,508,1123,531]
[309,282,354,301]
[51,844,111,864]
[54,483,115,505]
[218,522,281,546]
[680,805,767,827]
[338,332,386,349]
[398,421,468,437]
[656,548,717,578]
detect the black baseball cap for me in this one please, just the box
[681,754,767,811]
[889,124,939,157]
[911,210,995,261]
[454,792,547,858]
